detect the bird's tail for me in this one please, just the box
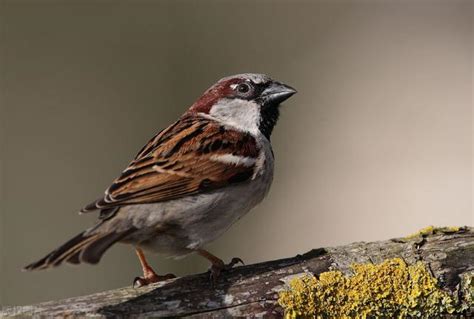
[23,227,136,271]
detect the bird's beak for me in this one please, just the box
[261,82,297,105]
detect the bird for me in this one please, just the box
[24,73,297,286]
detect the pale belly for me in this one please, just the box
[117,159,274,257]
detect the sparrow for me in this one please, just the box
[24,73,296,286]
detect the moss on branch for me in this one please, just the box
[278,258,473,318]
[278,226,474,318]
[404,226,462,240]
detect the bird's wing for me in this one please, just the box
[81,114,260,213]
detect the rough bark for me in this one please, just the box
[1,227,473,318]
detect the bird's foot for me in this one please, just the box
[209,257,244,284]
[133,272,176,288]
[133,247,176,288]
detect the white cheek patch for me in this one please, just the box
[210,154,256,167]
[209,99,261,134]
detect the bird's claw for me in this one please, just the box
[227,257,244,268]
[208,257,244,285]
[133,273,176,288]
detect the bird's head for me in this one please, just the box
[188,73,296,138]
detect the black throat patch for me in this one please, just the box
[259,104,280,139]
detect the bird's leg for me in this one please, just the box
[133,248,176,288]
[197,249,244,284]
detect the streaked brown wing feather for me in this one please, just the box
[81,115,259,212]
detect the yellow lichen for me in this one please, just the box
[460,272,474,309]
[404,226,461,240]
[278,258,466,318]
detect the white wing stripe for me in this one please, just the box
[210,154,256,167]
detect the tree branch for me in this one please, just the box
[2,227,473,318]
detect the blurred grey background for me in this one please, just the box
[1,0,472,306]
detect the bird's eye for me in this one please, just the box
[237,83,251,94]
